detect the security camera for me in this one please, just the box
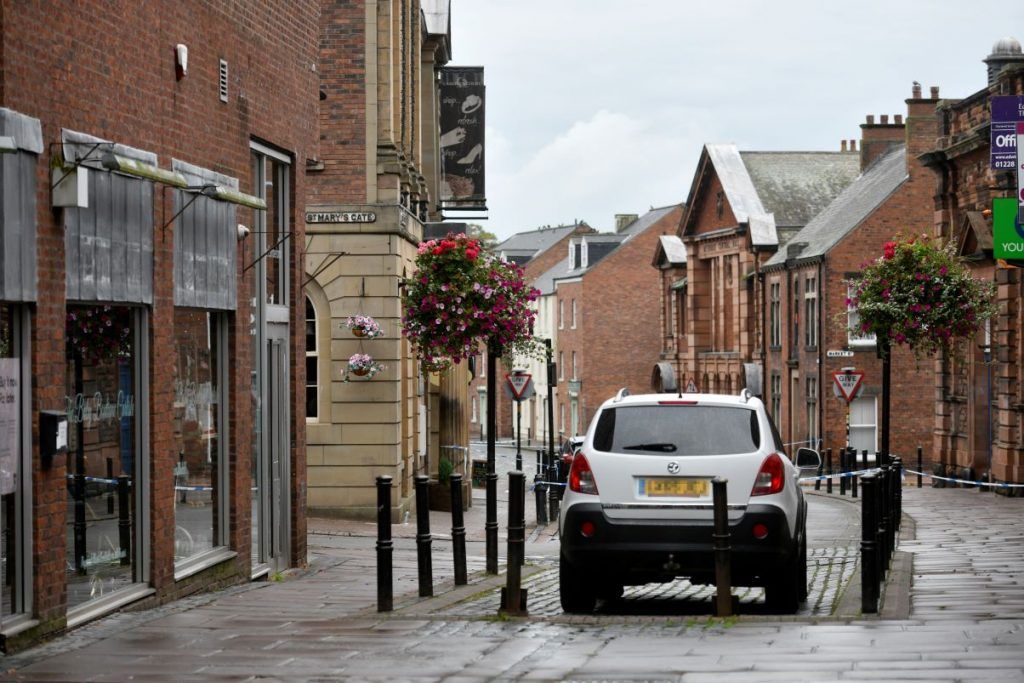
[237,223,250,240]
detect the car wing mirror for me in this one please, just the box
[795,447,821,472]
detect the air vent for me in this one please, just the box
[219,59,228,103]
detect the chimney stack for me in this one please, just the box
[930,86,940,99]
[894,114,903,125]
[841,140,847,152]
[866,115,875,125]
[850,139,857,152]
[860,112,906,171]
[912,81,922,99]
[614,213,639,232]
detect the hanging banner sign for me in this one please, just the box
[832,370,864,403]
[439,67,486,209]
[1018,121,1024,225]
[991,96,1024,170]
[994,196,1024,259]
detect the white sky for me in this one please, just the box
[448,2,1024,240]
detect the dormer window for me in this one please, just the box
[574,242,582,269]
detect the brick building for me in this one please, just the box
[652,234,688,391]
[0,2,317,649]
[673,145,859,407]
[761,85,940,462]
[541,207,683,439]
[304,0,474,518]
[471,222,594,443]
[921,38,1024,488]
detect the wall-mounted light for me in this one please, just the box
[0,136,16,153]
[237,223,250,240]
[101,152,187,188]
[175,44,188,80]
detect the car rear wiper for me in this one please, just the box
[622,442,677,452]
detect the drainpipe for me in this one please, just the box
[754,246,767,400]
[818,258,825,452]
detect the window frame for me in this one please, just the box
[804,275,818,349]
[304,296,318,421]
[769,281,781,348]
[847,283,877,347]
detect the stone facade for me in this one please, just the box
[305,0,471,520]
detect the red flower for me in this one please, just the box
[883,241,897,260]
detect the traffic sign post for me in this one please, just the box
[506,371,533,470]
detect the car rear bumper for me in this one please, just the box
[560,502,797,585]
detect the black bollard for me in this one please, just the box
[106,459,115,515]
[826,448,833,495]
[862,449,869,472]
[917,446,923,488]
[117,475,131,566]
[501,471,528,615]
[485,468,498,575]
[860,473,879,614]
[73,472,87,574]
[814,454,823,491]
[534,449,548,526]
[840,447,847,496]
[414,475,433,598]
[712,478,732,617]
[547,461,560,521]
[891,457,903,535]
[874,463,886,585]
[877,463,890,576]
[450,474,467,586]
[851,448,858,499]
[376,475,393,612]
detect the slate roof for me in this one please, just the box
[740,151,861,229]
[696,145,859,247]
[764,146,908,268]
[495,224,583,258]
[619,205,677,237]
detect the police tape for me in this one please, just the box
[529,481,567,490]
[903,468,1024,489]
[66,474,211,492]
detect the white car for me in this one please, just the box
[558,389,821,614]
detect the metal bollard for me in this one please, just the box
[376,475,393,612]
[826,448,833,495]
[485,468,498,575]
[117,475,131,566]
[850,448,858,499]
[712,478,732,617]
[877,463,890,576]
[917,446,923,488]
[840,447,847,496]
[535,450,548,526]
[106,459,115,515]
[450,474,467,586]
[414,475,433,598]
[860,473,879,613]
[874,463,886,585]
[501,471,528,615]
[891,457,903,535]
[547,461,560,520]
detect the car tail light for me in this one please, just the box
[658,400,698,405]
[569,452,599,495]
[750,453,785,496]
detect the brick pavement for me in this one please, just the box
[2,481,1023,681]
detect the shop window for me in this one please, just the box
[65,304,138,608]
[172,308,227,566]
[0,304,28,621]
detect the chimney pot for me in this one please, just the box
[930,86,940,99]
[912,81,922,98]
[895,114,903,125]
[850,139,857,152]
[866,115,875,125]
[841,140,848,152]
[881,114,889,124]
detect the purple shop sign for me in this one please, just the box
[991,96,1024,170]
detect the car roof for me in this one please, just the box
[601,392,760,409]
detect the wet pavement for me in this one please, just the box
[1,444,1023,681]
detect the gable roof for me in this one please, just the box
[764,146,908,268]
[495,223,585,258]
[685,145,859,248]
[654,235,687,267]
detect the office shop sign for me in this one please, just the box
[991,96,1024,170]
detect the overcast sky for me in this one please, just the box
[448,2,1024,241]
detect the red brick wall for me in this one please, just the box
[578,208,684,426]
[309,0,367,203]
[2,1,318,635]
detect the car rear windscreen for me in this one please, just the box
[592,405,760,456]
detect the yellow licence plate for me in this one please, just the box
[640,477,708,497]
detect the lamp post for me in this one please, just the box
[485,340,499,575]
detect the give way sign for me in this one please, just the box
[505,372,534,401]
[832,370,864,403]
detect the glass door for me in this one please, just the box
[1,304,30,622]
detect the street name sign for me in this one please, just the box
[832,370,864,403]
[826,350,854,358]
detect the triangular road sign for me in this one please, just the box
[506,372,532,401]
[832,371,864,403]
[684,378,698,393]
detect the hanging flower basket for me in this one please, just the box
[344,315,383,339]
[401,232,541,372]
[343,352,384,382]
[847,235,996,357]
